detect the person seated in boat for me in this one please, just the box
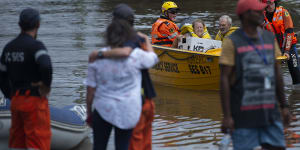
[180,19,211,38]
[151,1,180,47]
[215,15,239,41]
[172,19,212,48]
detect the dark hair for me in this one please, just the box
[19,8,40,31]
[106,19,137,47]
[113,4,135,26]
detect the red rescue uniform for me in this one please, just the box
[129,99,155,150]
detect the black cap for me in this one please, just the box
[113,4,134,25]
[19,8,40,31]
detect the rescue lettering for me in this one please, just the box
[153,61,180,73]
[193,45,204,52]
[5,52,24,63]
[187,56,214,64]
[189,64,211,75]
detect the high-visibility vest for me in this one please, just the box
[215,27,239,41]
[263,6,297,50]
[151,18,179,47]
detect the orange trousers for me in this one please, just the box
[9,90,51,150]
[129,99,155,150]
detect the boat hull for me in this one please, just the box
[150,45,221,90]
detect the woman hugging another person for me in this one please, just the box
[85,16,158,150]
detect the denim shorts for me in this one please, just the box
[231,120,285,150]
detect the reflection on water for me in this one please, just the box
[1,0,300,149]
[153,84,222,149]
[287,88,300,149]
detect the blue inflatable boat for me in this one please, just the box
[0,97,90,150]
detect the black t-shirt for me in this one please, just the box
[0,33,52,97]
[123,36,156,99]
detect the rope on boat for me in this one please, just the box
[157,51,196,61]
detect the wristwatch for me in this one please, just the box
[97,51,104,59]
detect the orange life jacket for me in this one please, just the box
[263,6,297,51]
[151,17,179,47]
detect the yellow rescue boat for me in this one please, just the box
[149,45,221,90]
[149,45,287,91]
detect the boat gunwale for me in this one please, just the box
[152,45,220,57]
[152,45,287,60]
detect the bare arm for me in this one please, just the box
[88,47,133,63]
[275,61,292,126]
[220,64,233,118]
[275,63,286,107]
[171,36,179,48]
[220,64,235,133]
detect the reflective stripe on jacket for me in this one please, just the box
[215,27,239,41]
[263,6,297,50]
[151,18,179,47]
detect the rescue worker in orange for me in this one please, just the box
[262,0,300,84]
[0,8,52,150]
[151,1,180,47]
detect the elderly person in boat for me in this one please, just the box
[180,19,211,39]
[215,15,239,41]
[172,19,212,48]
[191,19,212,39]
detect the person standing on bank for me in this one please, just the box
[88,4,158,150]
[219,0,292,149]
[262,0,300,85]
[85,6,158,150]
[151,1,180,47]
[0,8,52,150]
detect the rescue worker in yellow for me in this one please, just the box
[215,15,239,41]
[262,0,300,84]
[151,1,180,47]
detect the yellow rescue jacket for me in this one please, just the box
[180,24,211,39]
[215,27,239,41]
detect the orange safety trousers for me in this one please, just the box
[129,99,155,150]
[9,90,51,150]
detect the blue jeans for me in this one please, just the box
[92,111,133,150]
[231,120,285,150]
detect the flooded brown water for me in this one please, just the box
[1,0,300,149]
